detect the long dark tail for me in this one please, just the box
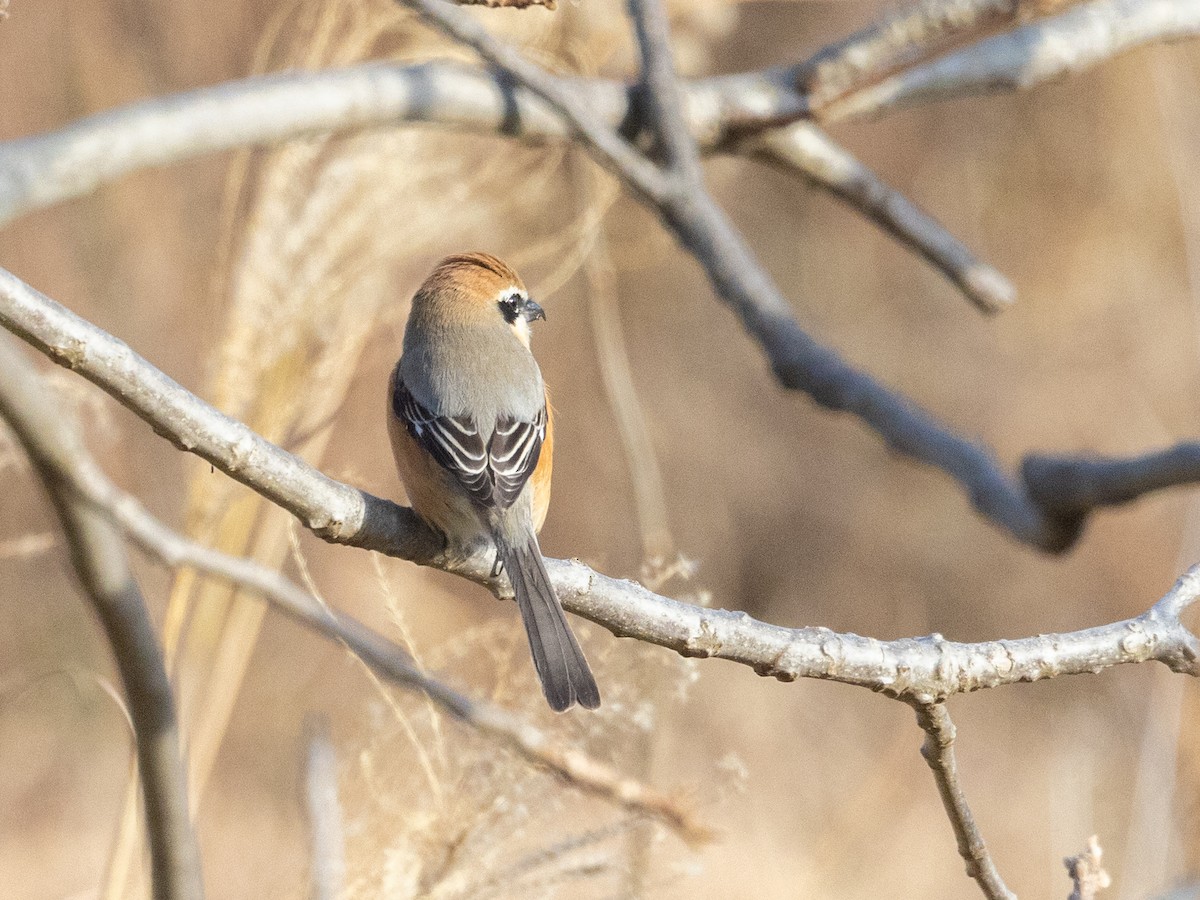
[495,536,600,712]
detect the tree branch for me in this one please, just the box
[0,329,706,843]
[914,703,1015,900]
[1064,836,1111,900]
[1024,444,1200,517]
[393,1,1106,555]
[821,0,1200,123]
[626,0,702,182]
[748,122,1015,313]
[0,335,203,900]
[0,61,809,230]
[796,0,1023,112]
[1,268,1197,706]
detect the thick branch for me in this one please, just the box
[1024,444,1200,517]
[0,336,202,900]
[0,60,997,317]
[797,0,1022,110]
[914,703,1015,900]
[1,269,1198,703]
[627,0,702,181]
[822,0,1200,123]
[0,333,704,842]
[0,61,806,230]
[0,268,439,559]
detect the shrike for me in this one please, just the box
[388,252,600,712]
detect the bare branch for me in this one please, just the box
[1025,444,1200,517]
[302,717,345,900]
[914,703,1015,900]
[391,3,1086,555]
[822,0,1200,123]
[0,335,202,900]
[0,327,705,842]
[0,62,807,230]
[626,0,702,182]
[749,122,1015,313]
[0,268,439,559]
[1065,836,1111,900]
[1,268,1198,705]
[797,0,1022,111]
[0,59,998,315]
[399,0,670,201]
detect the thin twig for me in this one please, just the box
[0,333,706,843]
[1064,836,1111,900]
[914,702,1015,900]
[1,268,1198,702]
[0,335,203,900]
[749,122,1015,313]
[1024,444,1200,517]
[821,0,1200,123]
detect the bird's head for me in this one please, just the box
[416,252,545,348]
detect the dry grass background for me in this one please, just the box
[1,0,1199,897]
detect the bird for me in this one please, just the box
[387,252,601,712]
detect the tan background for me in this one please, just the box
[1,1,1199,897]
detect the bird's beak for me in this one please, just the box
[522,299,546,323]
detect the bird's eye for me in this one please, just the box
[498,292,523,324]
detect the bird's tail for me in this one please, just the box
[494,535,601,712]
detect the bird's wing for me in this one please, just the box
[489,408,546,508]
[393,380,543,510]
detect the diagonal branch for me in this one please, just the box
[396,2,1096,554]
[1,267,1198,704]
[0,335,203,900]
[0,61,996,313]
[399,0,669,201]
[748,122,1015,313]
[820,0,1200,123]
[795,0,1023,110]
[914,702,1015,900]
[626,0,702,182]
[0,332,705,843]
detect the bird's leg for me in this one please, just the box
[490,549,504,579]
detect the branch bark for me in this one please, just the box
[820,0,1200,123]
[1,267,1197,705]
[0,327,707,843]
[0,60,999,313]
[0,335,203,900]
[914,703,1015,900]
[748,122,1015,313]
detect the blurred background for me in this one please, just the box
[1,0,1199,897]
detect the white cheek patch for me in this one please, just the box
[512,317,532,348]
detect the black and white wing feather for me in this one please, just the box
[489,412,545,507]
[394,381,544,510]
